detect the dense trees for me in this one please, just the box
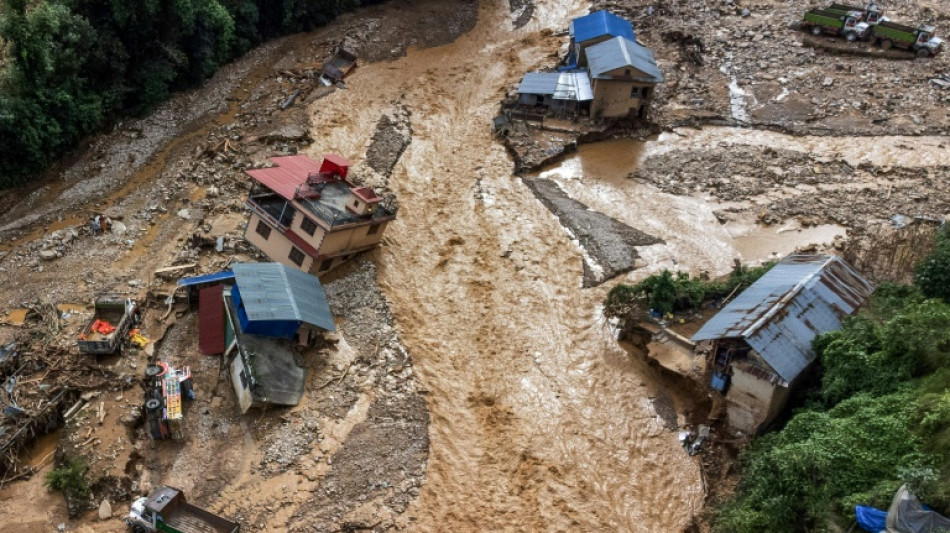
[0,0,373,186]
[715,237,950,532]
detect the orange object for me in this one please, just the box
[91,319,115,335]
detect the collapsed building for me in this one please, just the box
[692,255,874,434]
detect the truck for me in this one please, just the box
[143,363,194,441]
[77,295,138,355]
[126,486,239,533]
[872,21,943,57]
[826,2,887,25]
[802,9,871,42]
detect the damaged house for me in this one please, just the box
[692,255,874,434]
[243,154,395,275]
[190,263,335,413]
[515,10,662,119]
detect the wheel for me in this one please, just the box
[881,38,893,50]
[132,526,147,533]
[845,31,857,42]
[916,47,931,58]
[811,25,822,36]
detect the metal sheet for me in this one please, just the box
[198,285,225,355]
[692,255,874,382]
[232,262,335,332]
[571,10,635,44]
[178,271,235,287]
[554,72,594,101]
[518,72,560,95]
[586,36,664,83]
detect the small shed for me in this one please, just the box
[231,262,335,341]
[517,71,593,113]
[692,254,874,433]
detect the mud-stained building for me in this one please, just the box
[586,36,664,119]
[243,154,396,275]
[692,255,874,434]
[567,10,635,68]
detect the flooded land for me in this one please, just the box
[0,0,947,532]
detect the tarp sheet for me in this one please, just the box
[886,484,950,533]
[856,505,887,532]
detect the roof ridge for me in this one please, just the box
[739,256,835,338]
[281,265,302,320]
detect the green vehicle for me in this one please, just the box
[826,2,887,25]
[872,21,943,57]
[125,486,239,533]
[802,9,871,42]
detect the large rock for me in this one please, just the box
[98,499,112,520]
[39,250,57,261]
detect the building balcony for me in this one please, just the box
[247,193,296,229]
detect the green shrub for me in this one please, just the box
[915,227,950,302]
[44,458,90,499]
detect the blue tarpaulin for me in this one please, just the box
[856,505,887,532]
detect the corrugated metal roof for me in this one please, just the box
[587,37,664,83]
[246,155,322,200]
[570,10,635,44]
[518,72,560,95]
[554,72,594,101]
[232,262,335,331]
[198,285,225,355]
[178,271,235,286]
[692,255,874,382]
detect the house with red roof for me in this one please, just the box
[243,154,396,274]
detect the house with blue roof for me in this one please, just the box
[569,10,635,67]
[692,254,873,433]
[198,262,337,413]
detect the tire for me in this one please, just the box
[845,32,857,42]
[132,526,148,533]
[811,25,822,36]
[881,38,893,50]
[916,47,931,58]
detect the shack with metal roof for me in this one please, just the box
[691,254,874,434]
[568,10,636,68]
[230,262,335,341]
[516,71,593,114]
[586,36,664,119]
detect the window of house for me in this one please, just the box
[301,217,318,236]
[319,258,334,271]
[630,86,640,99]
[367,223,381,236]
[255,220,271,240]
[624,68,631,77]
[642,87,651,99]
[289,246,305,267]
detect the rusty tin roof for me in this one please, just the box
[692,254,874,382]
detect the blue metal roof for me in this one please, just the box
[692,255,874,382]
[177,270,235,287]
[232,262,335,332]
[587,37,664,83]
[570,10,635,44]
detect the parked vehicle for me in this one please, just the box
[872,21,943,57]
[802,9,871,42]
[77,295,137,355]
[125,486,239,533]
[826,2,887,25]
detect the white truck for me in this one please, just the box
[126,486,239,533]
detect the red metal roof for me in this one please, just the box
[198,285,225,355]
[246,155,353,200]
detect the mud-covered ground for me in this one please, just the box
[0,0,948,532]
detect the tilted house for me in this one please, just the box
[692,255,874,434]
[568,10,636,68]
[217,263,336,413]
[586,36,664,119]
[244,154,395,275]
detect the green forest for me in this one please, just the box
[0,0,381,187]
[715,227,950,531]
